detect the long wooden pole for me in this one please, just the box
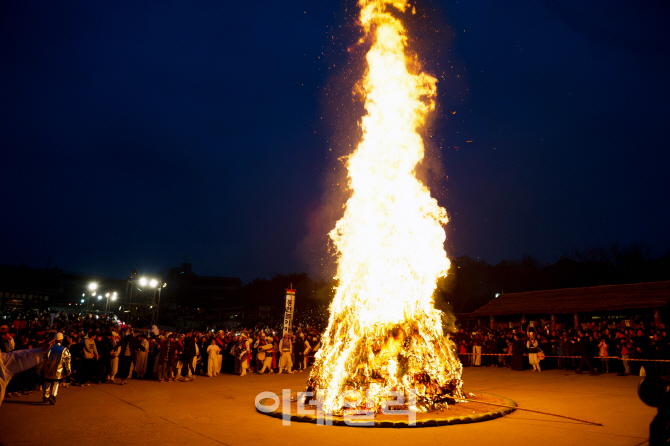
[459,398,603,426]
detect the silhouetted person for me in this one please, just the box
[511,334,525,371]
[575,331,597,375]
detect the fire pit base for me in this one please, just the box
[256,390,516,427]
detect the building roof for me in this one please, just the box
[470,281,670,316]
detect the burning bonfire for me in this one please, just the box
[306,0,464,415]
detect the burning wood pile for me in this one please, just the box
[305,0,463,415]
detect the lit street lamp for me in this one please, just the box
[105,292,117,314]
[85,282,98,312]
[128,275,160,325]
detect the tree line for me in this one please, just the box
[240,242,670,317]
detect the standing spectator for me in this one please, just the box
[555,338,563,370]
[598,336,610,373]
[293,334,305,373]
[2,328,16,352]
[527,332,541,372]
[511,334,524,371]
[118,330,136,385]
[253,333,263,371]
[621,341,632,375]
[458,341,467,366]
[575,331,598,375]
[303,335,312,370]
[135,334,149,379]
[79,331,98,386]
[108,334,121,382]
[278,333,294,374]
[472,337,482,367]
[486,334,498,368]
[96,333,111,384]
[170,334,182,381]
[258,336,274,374]
[183,332,197,381]
[158,334,173,382]
[239,335,251,377]
[539,335,550,369]
[561,334,573,370]
[206,339,220,377]
[214,331,225,375]
[198,334,208,376]
[174,334,186,380]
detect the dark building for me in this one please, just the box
[0,263,125,313]
[0,264,62,309]
[469,280,670,330]
[164,263,241,310]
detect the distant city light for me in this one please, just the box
[139,277,147,286]
[88,282,97,291]
[149,279,158,288]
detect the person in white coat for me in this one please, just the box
[1,343,45,407]
[107,333,121,382]
[527,331,541,372]
[206,340,220,377]
[134,334,149,378]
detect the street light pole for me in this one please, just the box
[155,284,165,326]
[127,280,134,324]
[87,282,97,313]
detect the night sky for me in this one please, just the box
[2,1,669,283]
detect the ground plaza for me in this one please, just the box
[0,366,654,446]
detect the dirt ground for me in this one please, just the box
[0,366,655,446]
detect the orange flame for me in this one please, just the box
[307,0,463,414]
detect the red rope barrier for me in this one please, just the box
[458,352,669,362]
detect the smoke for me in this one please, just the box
[296,6,367,281]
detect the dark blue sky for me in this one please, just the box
[2,1,669,283]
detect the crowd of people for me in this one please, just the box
[0,309,323,404]
[1,309,667,405]
[453,317,668,376]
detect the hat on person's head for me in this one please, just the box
[54,332,64,341]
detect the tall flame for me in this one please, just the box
[307,0,463,414]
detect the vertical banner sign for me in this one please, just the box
[283,288,296,336]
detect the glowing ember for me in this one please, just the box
[306,0,463,414]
